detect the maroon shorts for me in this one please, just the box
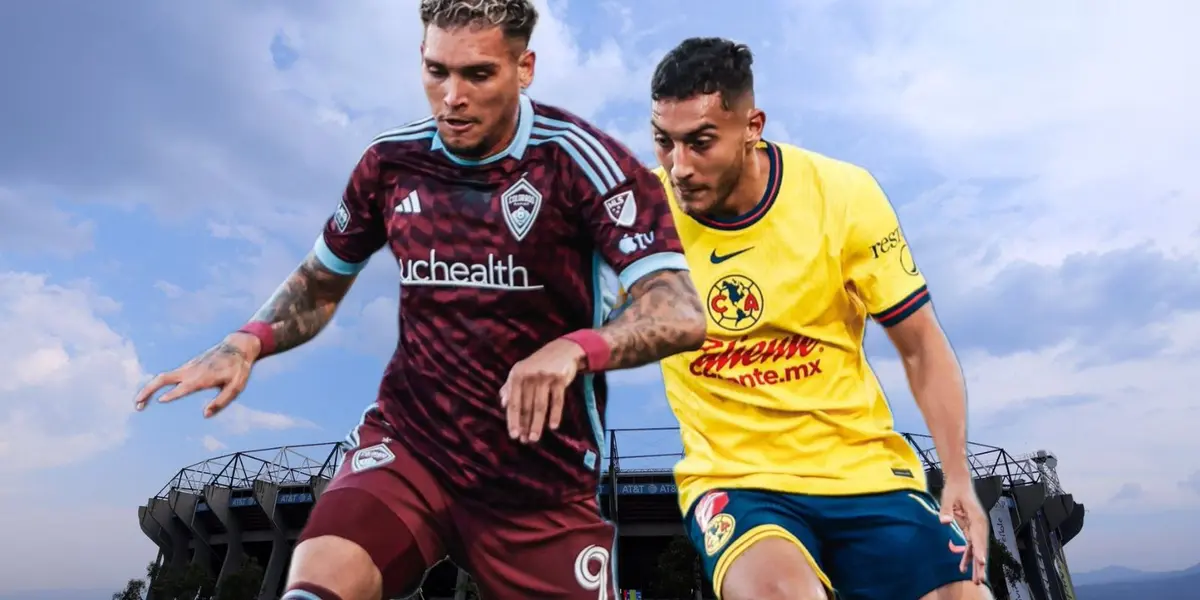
[299,409,616,599]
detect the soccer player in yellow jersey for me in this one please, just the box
[645,38,994,600]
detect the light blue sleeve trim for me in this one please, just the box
[312,234,369,275]
[618,252,689,291]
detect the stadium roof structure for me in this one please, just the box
[153,442,345,499]
[152,428,1055,498]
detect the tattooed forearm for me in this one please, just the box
[596,269,706,370]
[247,252,357,356]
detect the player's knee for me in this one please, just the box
[285,535,380,600]
[920,581,995,600]
[721,537,828,600]
[295,486,433,598]
[725,577,828,600]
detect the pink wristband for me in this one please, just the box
[238,321,276,356]
[562,330,611,373]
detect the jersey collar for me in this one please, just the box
[431,94,534,166]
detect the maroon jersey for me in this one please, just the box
[317,95,687,507]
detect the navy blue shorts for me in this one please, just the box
[683,488,974,600]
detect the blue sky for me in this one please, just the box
[2,0,1199,594]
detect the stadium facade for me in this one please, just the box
[138,428,1085,600]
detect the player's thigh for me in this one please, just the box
[455,495,616,599]
[292,422,452,599]
[721,537,830,600]
[683,489,831,600]
[817,490,973,600]
[920,580,995,600]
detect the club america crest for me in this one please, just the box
[500,176,542,241]
[603,190,637,227]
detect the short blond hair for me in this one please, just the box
[419,0,539,46]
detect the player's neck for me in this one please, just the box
[722,145,772,218]
[477,102,523,160]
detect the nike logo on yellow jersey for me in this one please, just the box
[709,247,753,264]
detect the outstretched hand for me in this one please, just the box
[940,478,990,585]
[501,338,586,444]
[133,333,261,418]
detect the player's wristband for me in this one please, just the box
[237,321,276,356]
[561,329,611,373]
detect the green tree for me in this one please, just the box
[650,535,701,599]
[112,578,146,600]
[987,531,1024,600]
[151,561,216,600]
[215,556,265,600]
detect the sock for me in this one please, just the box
[282,582,345,600]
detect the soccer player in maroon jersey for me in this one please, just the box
[132,1,707,599]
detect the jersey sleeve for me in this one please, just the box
[313,144,388,275]
[575,139,688,292]
[840,168,930,328]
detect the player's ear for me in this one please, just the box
[517,49,536,90]
[745,108,766,147]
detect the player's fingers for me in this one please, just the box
[204,379,245,418]
[157,372,218,404]
[971,524,989,583]
[500,368,516,408]
[957,527,976,574]
[547,380,566,432]
[133,371,182,410]
[519,377,547,443]
[526,380,550,443]
[156,381,200,405]
[505,374,525,439]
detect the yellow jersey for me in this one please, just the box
[656,141,931,513]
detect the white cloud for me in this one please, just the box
[218,403,316,435]
[873,309,1200,515]
[0,272,144,472]
[0,188,94,258]
[823,1,1200,264]
[778,2,1200,570]
[201,434,227,452]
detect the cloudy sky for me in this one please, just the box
[1,0,1198,595]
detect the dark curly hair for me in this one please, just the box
[419,0,539,46]
[651,37,755,110]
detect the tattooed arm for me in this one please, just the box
[132,252,359,417]
[240,252,358,357]
[593,269,706,369]
[502,266,704,443]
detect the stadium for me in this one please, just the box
[137,427,1086,600]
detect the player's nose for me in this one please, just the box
[442,77,469,108]
[670,155,695,183]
